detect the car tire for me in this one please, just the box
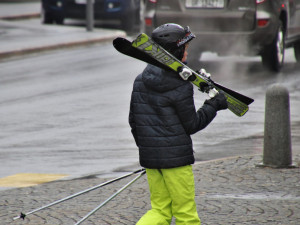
[41,8,64,25]
[41,8,54,24]
[261,21,285,72]
[293,41,300,62]
[55,16,64,25]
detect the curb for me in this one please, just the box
[0,34,125,60]
[0,13,40,20]
[0,17,126,60]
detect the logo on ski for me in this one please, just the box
[133,35,176,66]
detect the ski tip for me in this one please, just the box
[112,37,132,53]
[112,37,125,46]
[113,37,131,44]
[245,97,254,106]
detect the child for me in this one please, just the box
[129,23,228,225]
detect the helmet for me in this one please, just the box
[151,23,196,60]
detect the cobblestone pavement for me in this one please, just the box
[1,154,299,225]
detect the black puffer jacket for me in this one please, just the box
[129,64,217,169]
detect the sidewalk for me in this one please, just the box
[0,1,126,60]
[0,0,40,20]
[1,154,299,224]
[0,19,126,59]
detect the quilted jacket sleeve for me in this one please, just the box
[129,90,138,146]
[173,82,217,135]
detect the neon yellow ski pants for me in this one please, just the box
[136,165,201,225]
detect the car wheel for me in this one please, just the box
[55,16,64,25]
[41,8,54,24]
[261,22,285,72]
[293,41,300,62]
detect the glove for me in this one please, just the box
[204,92,228,111]
[197,68,216,98]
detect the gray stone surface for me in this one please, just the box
[1,155,300,225]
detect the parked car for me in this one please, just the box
[143,0,300,71]
[41,0,144,32]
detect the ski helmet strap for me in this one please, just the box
[176,26,196,47]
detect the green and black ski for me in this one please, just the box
[113,33,254,117]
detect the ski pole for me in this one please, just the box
[13,168,145,221]
[74,169,146,225]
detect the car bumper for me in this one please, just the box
[149,8,279,56]
[192,26,276,56]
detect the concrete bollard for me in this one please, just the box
[262,84,293,168]
[86,0,94,32]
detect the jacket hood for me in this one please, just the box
[142,64,185,92]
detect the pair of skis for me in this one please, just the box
[113,33,254,117]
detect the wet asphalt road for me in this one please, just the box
[0,38,300,180]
